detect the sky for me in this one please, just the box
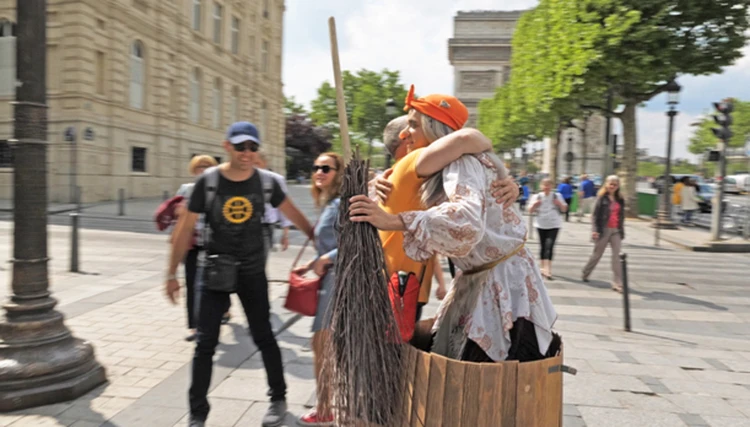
[281,0,750,161]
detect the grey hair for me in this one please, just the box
[383,115,408,157]
[417,112,507,207]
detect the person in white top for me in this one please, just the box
[254,151,291,263]
[528,178,568,280]
[680,179,699,225]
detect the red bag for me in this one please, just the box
[388,268,424,342]
[284,239,320,317]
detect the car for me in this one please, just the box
[696,184,727,214]
[722,176,741,194]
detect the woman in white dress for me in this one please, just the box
[348,91,558,362]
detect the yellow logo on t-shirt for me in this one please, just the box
[222,196,253,224]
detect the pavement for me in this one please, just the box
[0,196,750,426]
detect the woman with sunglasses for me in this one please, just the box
[295,152,342,426]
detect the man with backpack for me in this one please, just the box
[166,121,314,427]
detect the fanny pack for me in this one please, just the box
[204,254,239,293]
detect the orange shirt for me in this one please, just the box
[379,149,435,303]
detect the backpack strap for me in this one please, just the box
[202,166,221,245]
[256,168,274,205]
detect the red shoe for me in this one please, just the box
[297,409,334,426]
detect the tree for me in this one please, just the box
[284,96,307,115]
[309,69,408,157]
[689,99,750,155]
[285,114,333,178]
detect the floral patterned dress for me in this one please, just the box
[400,153,558,362]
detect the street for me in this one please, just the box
[0,202,749,426]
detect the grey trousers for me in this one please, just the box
[582,227,622,286]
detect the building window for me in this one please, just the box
[168,78,176,113]
[229,86,239,124]
[261,40,269,73]
[96,51,105,94]
[212,2,223,45]
[0,20,16,97]
[263,0,269,19]
[130,41,145,109]
[190,68,201,123]
[230,16,239,54]
[47,45,60,92]
[249,35,256,58]
[192,0,202,31]
[0,140,12,167]
[212,78,222,128]
[131,147,146,172]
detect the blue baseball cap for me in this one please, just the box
[226,121,261,145]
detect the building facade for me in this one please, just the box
[448,10,523,128]
[0,0,286,203]
[546,115,608,178]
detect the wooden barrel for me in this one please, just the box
[400,329,564,426]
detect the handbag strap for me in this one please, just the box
[291,217,320,269]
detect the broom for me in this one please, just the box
[319,17,407,427]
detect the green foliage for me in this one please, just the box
[309,69,408,157]
[283,96,307,115]
[689,99,750,155]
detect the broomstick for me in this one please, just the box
[320,17,407,427]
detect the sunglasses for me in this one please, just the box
[313,165,337,174]
[232,142,259,152]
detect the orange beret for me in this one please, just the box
[403,84,469,131]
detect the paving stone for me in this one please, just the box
[564,415,588,427]
[726,400,750,418]
[588,360,693,380]
[700,416,750,427]
[106,403,186,427]
[677,413,710,426]
[613,351,639,364]
[578,406,687,427]
[702,358,732,372]
[659,379,750,400]
[664,394,742,417]
[564,404,583,417]
[615,391,682,413]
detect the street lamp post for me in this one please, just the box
[655,79,682,232]
[566,132,574,176]
[0,0,105,411]
[384,98,398,169]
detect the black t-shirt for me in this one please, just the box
[188,169,286,273]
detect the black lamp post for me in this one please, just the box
[566,131,574,177]
[655,79,682,231]
[385,98,398,168]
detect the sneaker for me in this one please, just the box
[298,409,334,426]
[262,400,288,427]
[188,417,205,427]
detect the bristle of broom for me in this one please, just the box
[320,151,407,426]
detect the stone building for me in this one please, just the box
[0,0,286,203]
[448,10,524,128]
[546,115,608,178]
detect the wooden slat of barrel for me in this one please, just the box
[515,354,563,427]
[440,358,466,426]
[424,354,448,427]
[459,362,483,427]
[402,346,419,425]
[410,349,432,427]
[476,361,517,426]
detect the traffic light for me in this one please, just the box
[711,101,734,142]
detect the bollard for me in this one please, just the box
[70,212,79,273]
[118,188,125,216]
[620,252,631,332]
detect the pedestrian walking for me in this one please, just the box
[680,178,699,225]
[175,155,218,342]
[557,177,574,222]
[577,174,596,222]
[582,175,625,292]
[296,152,342,427]
[165,121,315,427]
[529,178,567,280]
[518,177,531,212]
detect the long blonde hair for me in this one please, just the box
[598,175,623,200]
[311,152,343,208]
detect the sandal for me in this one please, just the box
[611,284,623,293]
[221,312,231,325]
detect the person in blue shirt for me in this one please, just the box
[577,174,597,222]
[518,176,530,211]
[557,177,574,222]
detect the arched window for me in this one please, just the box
[229,86,239,124]
[190,68,202,123]
[212,77,222,128]
[129,41,145,109]
[0,19,17,97]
